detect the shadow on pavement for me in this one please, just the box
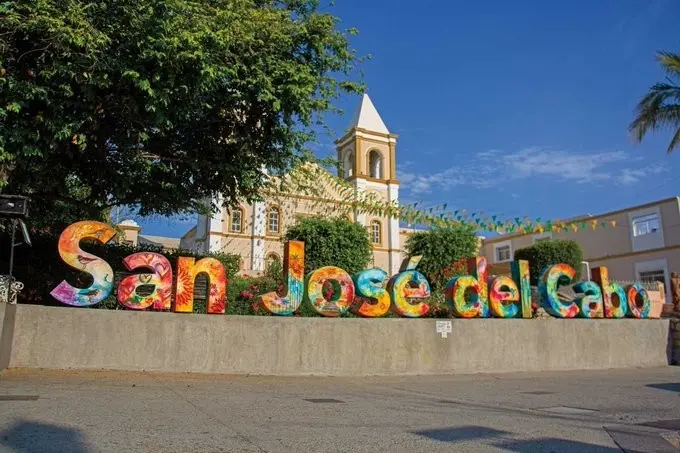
[0,420,91,453]
[495,438,622,452]
[646,383,680,393]
[413,425,510,442]
[413,426,622,452]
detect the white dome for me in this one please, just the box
[118,219,139,227]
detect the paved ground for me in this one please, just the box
[0,367,678,452]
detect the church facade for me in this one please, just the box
[179,94,410,275]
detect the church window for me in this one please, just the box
[370,220,382,245]
[268,206,280,234]
[368,150,383,179]
[230,208,244,233]
[344,152,354,178]
[266,253,281,270]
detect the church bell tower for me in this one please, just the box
[335,94,401,274]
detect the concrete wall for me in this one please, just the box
[0,305,673,376]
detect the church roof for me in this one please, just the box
[348,93,389,134]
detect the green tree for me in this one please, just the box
[629,51,680,154]
[514,239,584,285]
[284,217,371,276]
[0,0,362,230]
[404,226,478,290]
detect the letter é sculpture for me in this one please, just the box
[388,256,431,318]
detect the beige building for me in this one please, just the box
[116,219,181,250]
[480,197,680,302]
[178,94,409,275]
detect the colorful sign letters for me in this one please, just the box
[50,221,656,319]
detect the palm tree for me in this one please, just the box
[629,52,680,154]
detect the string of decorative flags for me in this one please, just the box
[319,168,618,234]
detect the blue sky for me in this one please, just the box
[139,0,680,237]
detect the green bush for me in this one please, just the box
[264,257,283,281]
[514,239,584,285]
[404,226,478,290]
[284,217,372,275]
[227,275,279,316]
[1,231,240,310]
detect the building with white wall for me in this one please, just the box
[480,197,680,302]
[179,94,407,275]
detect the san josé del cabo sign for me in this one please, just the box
[49,221,655,319]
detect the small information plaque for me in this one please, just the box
[435,320,452,338]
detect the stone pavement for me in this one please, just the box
[0,367,678,452]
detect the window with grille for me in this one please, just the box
[638,269,665,284]
[268,207,280,233]
[496,245,511,262]
[231,209,242,233]
[632,214,660,237]
[371,221,381,244]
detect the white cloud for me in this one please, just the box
[496,147,628,183]
[620,163,667,185]
[398,165,495,195]
[400,146,658,195]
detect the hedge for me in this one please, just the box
[404,225,478,290]
[284,216,372,275]
[514,239,584,285]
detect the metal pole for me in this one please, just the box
[8,219,16,279]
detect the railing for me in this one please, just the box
[0,275,24,304]
[613,280,662,292]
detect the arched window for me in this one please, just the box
[370,220,382,245]
[344,151,354,178]
[266,253,281,270]
[268,206,280,234]
[368,150,383,179]
[230,207,244,233]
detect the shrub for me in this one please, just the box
[404,226,478,290]
[227,275,279,316]
[514,239,584,285]
[284,217,371,276]
[264,257,283,281]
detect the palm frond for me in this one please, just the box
[637,83,680,108]
[630,99,680,142]
[668,127,680,154]
[658,52,680,76]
